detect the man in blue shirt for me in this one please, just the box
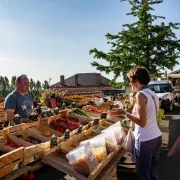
[4,75,33,122]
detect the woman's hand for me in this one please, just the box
[110,108,126,116]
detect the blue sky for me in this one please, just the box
[0,0,180,85]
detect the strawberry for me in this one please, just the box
[17,144,23,148]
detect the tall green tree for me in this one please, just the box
[34,80,42,100]
[10,76,16,91]
[0,76,10,98]
[42,80,49,90]
[90,0,180,86]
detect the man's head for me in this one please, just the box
[16,75,29,94]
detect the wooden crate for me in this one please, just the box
[43,145,123,180]
[43,112,92,139]
[0,143,24,179]
[7,124,46,165]
[59,128,100,154]
[68,113,94,124]
[0,127,9,137]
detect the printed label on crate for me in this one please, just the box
[93,119,99,125]
[87,122,91,129]
[14,162,20,170]
[76,125,82,134]
[29,155,35,163]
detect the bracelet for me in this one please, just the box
[125,111,130,117]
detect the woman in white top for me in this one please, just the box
[111,66,162,180]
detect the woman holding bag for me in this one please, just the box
[111,66,162,180]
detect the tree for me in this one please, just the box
[10,76,16,91]
[34,80,42,100]
[0,76,10,98]
[89,0,180,86]
[42,80,49,90]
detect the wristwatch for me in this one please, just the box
[125,111,130,117]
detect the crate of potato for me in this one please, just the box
[0,138,24,178]
[7,124,48,165]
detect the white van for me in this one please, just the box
[148,80,175,111]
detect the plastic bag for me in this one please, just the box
[99,132,118,153]
[80,137,107,162]
[123,128,135,153]
[102,123,126,145]
[66,142,99,176]
[157,108,164,124]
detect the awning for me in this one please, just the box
[167,74,180,78]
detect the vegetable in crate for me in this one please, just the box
[26,136,42,144]
[3,139,23,148]
[13,114,21,124]
[29,112,38,121]
[44,131,51,137]
[41,111,47,118]
[71,108,90,117]
[46,110,53,117]
[53,107,59,115]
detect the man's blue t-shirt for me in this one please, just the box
[4,91,33,118]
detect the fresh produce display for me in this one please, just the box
[17,134,42,144]
[50,116,80,133]
[43,130,51,137]
[13,114,21,124]
[3,139,23,148]
[53,107,59,115]
[83,105,105,114]
[28,112,39,121]
[40,110,53,118]
[71,108,90,117]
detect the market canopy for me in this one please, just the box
[168,74,180,78]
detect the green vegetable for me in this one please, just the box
[71,108,90,117]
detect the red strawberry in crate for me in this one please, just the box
[3,140,9,146]
[10,142,16,148]
[17,144,23,148]
[51,120,57,124]
[59,127,64,133]
[56,119,61,123]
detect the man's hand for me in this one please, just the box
[5,109,15,122]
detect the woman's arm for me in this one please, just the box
[111,92,147,127]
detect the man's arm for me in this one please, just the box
[5,109,15,122]
[4,94,16,122]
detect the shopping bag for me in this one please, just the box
[123,128,135,153]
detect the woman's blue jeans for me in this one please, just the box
[135,136,162,180]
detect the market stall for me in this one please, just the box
[0,92,134,179]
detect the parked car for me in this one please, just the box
[148,80,175,111]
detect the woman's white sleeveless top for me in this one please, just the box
[132,88,162,141]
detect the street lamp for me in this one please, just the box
[49,77,52,86]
